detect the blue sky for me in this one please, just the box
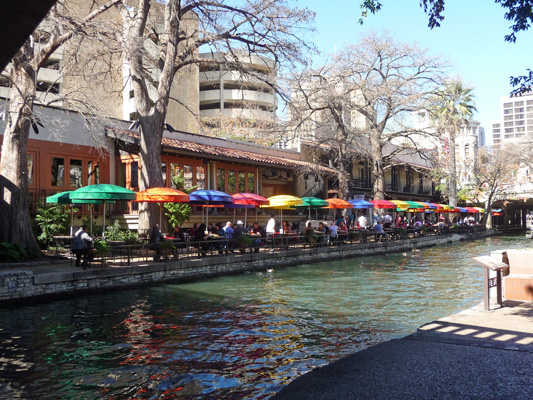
[301,0,532,145]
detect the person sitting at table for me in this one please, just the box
[149,224,165,262]
[374,221,386,242]
[193,223,208,257]
[207,223,216,234]
[282,220,292,234]
[338,221,348,243]
[234,220,247,237]
[72,225,93,268]
[251,221,266,252]
[304,221,318,244]
[317,222,328,243]
[329,220,338,243]
[190,223,198,237]
[172,225,185,241]
[223,221,234,239]
[383,213,393,228]
[413,218,423,236]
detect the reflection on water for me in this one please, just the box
[0,236,530,399]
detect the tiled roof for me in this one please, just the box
[108,128,336,174]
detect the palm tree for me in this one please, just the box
[430,79,477,207]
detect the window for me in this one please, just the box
[515,114,524,120]
[131,162,139,188]
[27,154,34,186]
[493,129,500,133]
[527,100,533,105]
[503,102,513,108]
[170,163,180,188]
[514,101,524,106]
[504,115,513,121]
[238,171,245,192]
[183,165,193,189]
[504,109,512,115]
[162,162,167,183]
[493,133,501,138]
[88,161,100,185]
[196,166,205,190]
[504,121,513,127]
[515,120,525,126]
[504,128,514,133]
[69,159,83,188]
[492,123,500,128]
[516,127,525,132]
[51,157,65,186]
[228,170,236,192]
[515,107,524,113]
[465,144,470,158]
[248,172,255,193]
[217,169,225,192]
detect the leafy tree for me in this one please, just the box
[427,79,477,207]
[359,0,533,95]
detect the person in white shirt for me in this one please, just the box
[72,225,93,268]
[266,214,276,234]
[358,214,367,229]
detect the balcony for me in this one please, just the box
[349,179,373,190]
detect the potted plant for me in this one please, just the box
[92,239,109,257]
[235,234,252,252]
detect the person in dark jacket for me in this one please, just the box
[194,223,208,257]
[149,224,165,262]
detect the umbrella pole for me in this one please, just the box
[102,201,106,239]
[245,207,248,226]
[90,204,93,236]
[159,202,162,227]
[308,207,311,220]
[70,206,74,237]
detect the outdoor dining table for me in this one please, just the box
[271,232,298,249]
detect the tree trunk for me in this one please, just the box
[447,131,458,207]
[0,42,41,253]
[137,114,165,235]
[370,130,385,200]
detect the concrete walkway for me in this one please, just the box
[273,300,533,400]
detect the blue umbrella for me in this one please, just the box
[348,199,374,209]
[189,190,234,227]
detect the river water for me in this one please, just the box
[0,235,530,399]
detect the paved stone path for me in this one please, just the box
[273,301,533,400]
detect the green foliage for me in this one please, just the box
[35,204,76,247]
[235,234,252,248]
[0,242,27,262]
[159,240,176,251]
[103,219,139,244]
[164,202,192,228]
[92,239,109,254]
[164,170,195,228]
[105,220,123,241]
[81,215,103,237]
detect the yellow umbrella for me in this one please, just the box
[391,200,410,211]
[474,207,485,213]
[261,195,303,227]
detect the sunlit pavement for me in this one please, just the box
[273,300,533,400]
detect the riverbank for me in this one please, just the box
[0,228,496,305]
[272,299,533,400]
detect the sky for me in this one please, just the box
[299,0,532,145]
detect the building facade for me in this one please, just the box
[491,92,533,148]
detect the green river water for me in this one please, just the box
[0,235,530,399]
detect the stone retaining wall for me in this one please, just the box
[0,230,496,305]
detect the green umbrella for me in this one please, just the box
[293,197,328,220]
[70,184,136,237]
[46,191,116,236]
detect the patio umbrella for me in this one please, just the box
[294,197,329,219]
[474,207,486,213]
[391,200,410,211]
[69,184,137,237]
[431,203,444,212]
[348,199,374,209]
[134,187,190,227]
[465,207,479,213]
[232,193,270,225]
[324,198,354,209]
[370,199,396,209]
[261,195,303,226]
[46,191,116,236]
[458,207,469,213]
[404,201,425,211]
[189,189,234,228]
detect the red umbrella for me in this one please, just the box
[370,199,396,209]
[135,187,190,226]
[465,207,479,213]
[232,193,270,225]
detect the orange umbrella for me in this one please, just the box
[135,187,190,226]
[324,198,354,209]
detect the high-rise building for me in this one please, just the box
[491,92,533,148]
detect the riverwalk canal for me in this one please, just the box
[0,235,530,399]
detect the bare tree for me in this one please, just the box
[289,31,445,200]
[0,0,120,252]
[119,0,315,233]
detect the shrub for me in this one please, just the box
[35,204,75,247]
[0,242,39,262]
